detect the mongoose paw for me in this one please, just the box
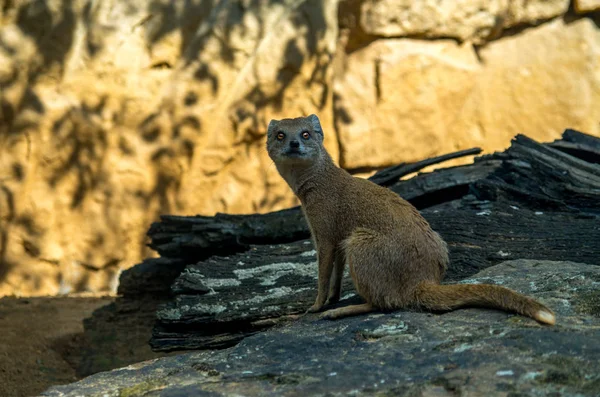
[306,302,324,313]
[319,310,338,320]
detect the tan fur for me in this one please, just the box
[266,115,555,325]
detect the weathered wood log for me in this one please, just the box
[389,160,502,208]
[562,128,600,150]
[473,134,600,212]
[117,257,188,297]
[367,147,482,186]
[549,140,600,164]
[148,208,310,261]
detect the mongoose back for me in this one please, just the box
[266,114,555,325]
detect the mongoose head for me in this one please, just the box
[266,114,325,166]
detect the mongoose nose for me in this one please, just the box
[289,140,300,149]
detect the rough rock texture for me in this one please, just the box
[359,0,570,43]
[2,1,600,296]
[334,17,600,169]
[0,0,338,295]
[41,260,600,396]
[574,0,600,13]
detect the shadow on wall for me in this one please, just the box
[49,99,109,209]
[0,0,330,291]
[141,0,330,147]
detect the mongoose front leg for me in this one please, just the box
[326,252,345,305]
[307,242,336,313]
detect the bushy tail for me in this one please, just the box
[414,282,555,325]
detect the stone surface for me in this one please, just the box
[574,0,600,13]
[41,260,600,396]
[334,18,600,169]
[0,0,339,296]
[359,0,570,43]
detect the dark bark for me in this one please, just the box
[367,147,482,186]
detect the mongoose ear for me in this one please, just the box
[307,114,324,140]
[267,119,279,138]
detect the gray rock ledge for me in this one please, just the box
[43,260,600,397]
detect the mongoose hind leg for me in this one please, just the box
[320,303,374,320]
[343,228,416,310]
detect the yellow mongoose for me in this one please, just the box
[266,114,555,325]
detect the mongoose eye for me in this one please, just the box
[301,131,310,140]
[276,131,285,141]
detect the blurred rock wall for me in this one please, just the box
[1,0,599,296]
